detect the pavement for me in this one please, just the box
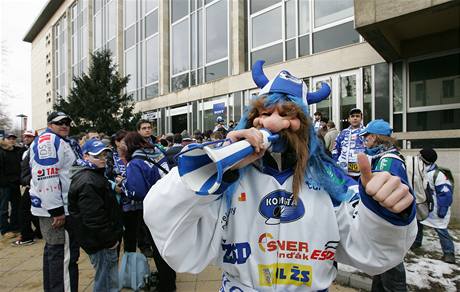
[1,223,459,291]
[0,235,356,292]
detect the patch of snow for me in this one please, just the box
[338,227,460,291]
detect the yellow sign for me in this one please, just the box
[258,263,312,287]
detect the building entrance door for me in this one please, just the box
[313,70,361,130]
[171,114,188,134]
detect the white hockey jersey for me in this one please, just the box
[144,166,416,291]
[29,129,76,217]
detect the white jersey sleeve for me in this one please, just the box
[335,199,417,275]
[143,167,224,273]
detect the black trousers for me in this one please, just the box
[20,188,41,241]
[122,209,143,252]
[122,209,176,291]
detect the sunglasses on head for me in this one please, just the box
[53,120,71,126]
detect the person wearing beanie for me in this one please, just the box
[359,119,410,292]
[412,147,455,264]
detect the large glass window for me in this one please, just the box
[393,62,403,112]
[313,21,359,53]
[340,75,356,128]
[71,0,88,79]
[94,0,117,58]
[314,0,353,27]
[252,7,282,48]
[249,0,357,66]
[123,0,160,100]
[363,66,372,125]
[172,19,190,75]
[54,16,67,99]
[206,0,228,63]
[409,53,460,108]
[374,63,390,122]
[171,0,229,92]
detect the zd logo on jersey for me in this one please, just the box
[221,241,251,264]
[258,263,312,287]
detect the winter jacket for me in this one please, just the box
[0,140,23,187]
[68,167,123,254]
[29,129,76,217]
[421,164,453,229]
[20,149,32,187]
[123,148,169,202]
[332,126,365,177]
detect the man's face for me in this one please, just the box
[48,119,71,137]
[348,113,362,128]
[23,135,34,146]
[5,137,17,146]
[84,151,108,168]
[87,132,100,140]
[314,114,321,121]
[138,123,152,138]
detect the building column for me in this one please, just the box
[116,0,124,73]
[231,0,246,76]
[159,0,170,96]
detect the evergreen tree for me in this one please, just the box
[54,49,141,135]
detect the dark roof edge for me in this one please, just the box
[23,0,65,43]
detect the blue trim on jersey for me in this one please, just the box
[262,166,293,185]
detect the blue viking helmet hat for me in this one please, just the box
[251,60,331,111]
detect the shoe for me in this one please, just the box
[441,254,456,264]
[11,239,35,247]
[141,248,154,258]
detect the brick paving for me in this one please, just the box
[0,235,356,291]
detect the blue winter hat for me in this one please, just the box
[359,119,393,136]
[82,138,111,155]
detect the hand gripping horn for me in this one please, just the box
[177,129,279,195]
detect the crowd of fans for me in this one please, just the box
[0,107,455,292]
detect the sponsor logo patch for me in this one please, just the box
[258,263,312,287]
[30,195,42,208]
[258,190,304,225]
[221,240,251,265]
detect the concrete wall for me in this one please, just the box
[401,149,460,223]
[354,0,453,28]
[30,0,75,131]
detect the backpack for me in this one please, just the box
[382,154,434,221]
[119,252,150,291]
[433,167,455,191]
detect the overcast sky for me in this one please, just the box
[1,0,48,130]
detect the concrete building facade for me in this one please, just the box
[24,0,460,220]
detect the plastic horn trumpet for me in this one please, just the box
[177,129,279,195]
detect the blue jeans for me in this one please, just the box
[415,221,455,255]
[371,262,407,292]
[89,248,119,292]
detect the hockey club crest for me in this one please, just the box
[258,190,305,225]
